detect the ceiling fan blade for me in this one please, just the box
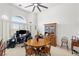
[25,4,34,8]
[38,4,48,9]
[37,6,41,12]
[32,6,35,12]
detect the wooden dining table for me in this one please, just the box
[25,38,50,47]
[24,38,50,55]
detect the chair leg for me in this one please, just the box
[67,45,69,50]
[49,52,51,56]
[25,53,27,56]
[47,51,51,56]
[3,50,6,56]
[0,51,3,56]
[60,42,63,48]
[72,51,73,54]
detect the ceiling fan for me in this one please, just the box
[25,3,48,12]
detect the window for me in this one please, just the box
[11,16,26,29]
[12,16,26,23]
[10,16,26,36]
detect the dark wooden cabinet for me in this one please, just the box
[44,23,56,35]
[44,23,57,46]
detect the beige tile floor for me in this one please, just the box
[5,45,77,56]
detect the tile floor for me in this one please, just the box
[5,45,77,56]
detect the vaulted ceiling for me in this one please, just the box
[13,3,61,13]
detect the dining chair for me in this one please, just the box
[40,44,51,56]
[39,36,51,56]
[24,43,35,56]
[39,38,51,56]
[60,36,69,50]
[0,40,6,56]
[25,47,35,56]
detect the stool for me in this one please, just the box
[60,37,69,50]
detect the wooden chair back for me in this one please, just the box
[71,37,79,54]
[45,34,56,46]
[40,36,51,56]
[0,40,6,56]
[24,43,35,56]
[72,39,79,46]
[41,43,51,56]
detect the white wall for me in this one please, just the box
[27,13,38,37]
[37,3,79,49]
[0,3,37,41]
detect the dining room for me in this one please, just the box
[0,3,79,56]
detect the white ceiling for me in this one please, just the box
[13,3,60,13]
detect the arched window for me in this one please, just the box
[10,16,26,36]
[11,16,26,23]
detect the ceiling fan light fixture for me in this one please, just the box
[24,3,48,12]
[18,4,22,6]
[34,3,38,7]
